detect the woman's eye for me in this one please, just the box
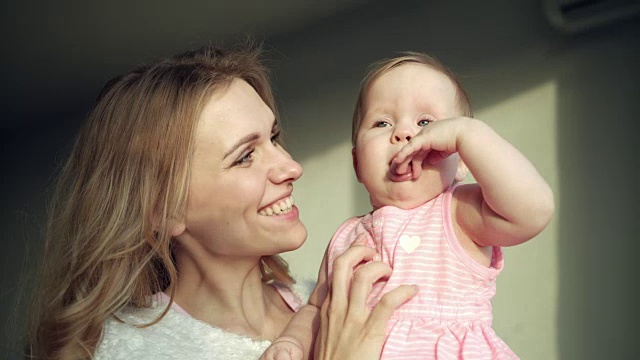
[235,150,254,165]
[270,131,281,145]
[418,119,432,126]
[374,121,391,128]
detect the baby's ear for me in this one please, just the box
[352,148,362,183]
[455,159,468,182]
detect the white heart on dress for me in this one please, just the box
[399,234,421,254]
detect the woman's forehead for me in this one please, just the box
[194,79,275,151]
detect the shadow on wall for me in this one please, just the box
[1,116,86,358]
[555,25,640,359]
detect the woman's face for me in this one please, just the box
[177,78,306,259]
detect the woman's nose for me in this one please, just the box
[269,148,303,184]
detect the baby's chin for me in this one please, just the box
[371,193,434,211]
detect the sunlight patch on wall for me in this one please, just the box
[474,80,559,359]
[281,140,356,280]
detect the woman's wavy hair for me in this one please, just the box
[28,41,294,359]
[351,52,473,146]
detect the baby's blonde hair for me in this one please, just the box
[28,42,294,359]
[352,52,473,146]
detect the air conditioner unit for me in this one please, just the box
[544,0,640,33]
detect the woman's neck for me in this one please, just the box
[172,252,293,340]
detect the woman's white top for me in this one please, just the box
[94,281,313,360]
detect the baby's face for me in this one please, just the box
[354,63,461,210]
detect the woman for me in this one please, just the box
[28,43,416,359]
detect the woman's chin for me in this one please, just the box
[281,226,307,252]
[263,221,307,255]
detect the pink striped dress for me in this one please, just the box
[326,185,519,359]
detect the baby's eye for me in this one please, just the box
[374,121,391,128]
[417,119,432,127]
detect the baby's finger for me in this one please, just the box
[394,156,413,175]
[273,349,294,360]
[411,149,428,179]
[275,348,301,360]
[392,154,409,172]
[397,136,428,161]
[393,141,415,164]
[426,150,451,165]
[290,347,303,360]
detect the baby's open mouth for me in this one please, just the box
[388,161,413,182]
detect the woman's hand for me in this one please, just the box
[313,240,418,360]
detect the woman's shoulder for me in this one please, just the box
[95,306,179,359]
[95,304,271,360]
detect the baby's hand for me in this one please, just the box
[392,117,470,179]
[260,337,304,360]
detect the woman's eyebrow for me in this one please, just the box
[223,133,260,159]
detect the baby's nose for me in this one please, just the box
[392,127,413,143]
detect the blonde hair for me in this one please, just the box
[28,42,294,359]
[352,52,473,146]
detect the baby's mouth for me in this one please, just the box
[388,161,413,182]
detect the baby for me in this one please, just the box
[262,53,554,359]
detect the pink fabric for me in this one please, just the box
[327,185,519,359]
[272,283,305,311]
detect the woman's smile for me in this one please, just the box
[259,195,295,216]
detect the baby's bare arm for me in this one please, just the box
[395,117,554,247]
[452,118,554,246]
[265,304,319,360]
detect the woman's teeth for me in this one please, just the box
[259,196,294,216]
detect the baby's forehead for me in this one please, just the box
[365,64,460,109]
[373,62,454,88]
[367,65,455,98]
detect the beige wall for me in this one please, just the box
[271,1,639,358]
[473,80,559,357]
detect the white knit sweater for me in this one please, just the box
[94,281,313,360]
